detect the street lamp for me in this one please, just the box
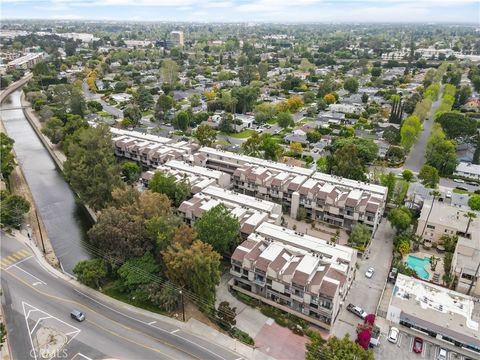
[179,290,185,322]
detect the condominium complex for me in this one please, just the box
[7,52,44,69]
[387,274,480,355]
[178,185,282,237]
[230,222,357,329]
[454,162,480,180]
[111,128,199,169]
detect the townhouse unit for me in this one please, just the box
[141,160,231,194]
[293,173,387,232]
[454,162,480,181]
[178,185,282,237]
[230,222,357,329]
[387,274,480,356]
[8,52,44,69]
[111,129,199,169]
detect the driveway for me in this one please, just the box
[331,219,394,339]
[82,81,123,118]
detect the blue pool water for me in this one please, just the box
[406,255,430,280]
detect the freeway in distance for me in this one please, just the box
[0,231,243,360]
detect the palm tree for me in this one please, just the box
[463,211,477,238]
[420,190,441,239]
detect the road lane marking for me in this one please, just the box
[5,255,33,269]
[10,264,46,285]
[18,249,31,256]
[170,329,179,334]
[2,258,12,265]
[7,256,16,263]
[74,289,228,360]
[86,319,176,360]
[22,302,38,360]
[71,353,93,360]
[30,316,52,335]
[4,270,211,360]
[148,321,156,325]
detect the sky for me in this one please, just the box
[1,0,479,23]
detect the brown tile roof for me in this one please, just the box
[292,270,309,287]
[319,280,338,298]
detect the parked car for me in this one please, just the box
[467,181,478,187]
[387,327,400,344]
[453,178,465,183]
[346,304,367,319]
[365,267,375,278]
[446,191,452,198]
[70,309,85,322]
[437,347,447,360]
[456,186,469,191]
[413,337,423,353]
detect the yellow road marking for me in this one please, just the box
[18,249,30,256]
[2,258,12,265]
[12,253,24,260]
[7,256,16,263]
[3,269,202,360]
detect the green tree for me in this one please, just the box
[380,172,396,203]
[388,207,412,233]
[88,206,152,268]
[349,224,371,248]
[121,162,140,184]
[149,171,190,207]
[277,112,294,129]
[402,169,414,182]
[155,94,174,121]
[149,284,180,312]
[0,133,15,179]
[70,89,86,118]
[0,191,30,229]
[195,204,240,256]
[231,86,260,113]
[435,112,477,139]
[303,91,316,104]
[241,132,262,157]
[64,125,121,211]
[175,111,190,131]
[73,259,108,289]
[195,124,217,147]
[397,238,411,256]
[262,134,283,161]
[418,164,439,188]
[426,125,458,176]
[42,117,64,144]
[306,333,374,360]
[163,240,221,311]
[117,252,159,293]
[343,77,359,93]
[217,301,237,330]
[123,104,142,126]
[468,194,480,211]
[135,85,154,111]
[329,143,367,181]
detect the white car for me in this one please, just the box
[446,191,452,198]
[365,267,375,278]
[453,178,465,183]
[388,327,399,344]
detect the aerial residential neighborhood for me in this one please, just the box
[0,2,479,360]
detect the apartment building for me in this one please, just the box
[452,234,480,297]
[178,185,282,237]
[293,173,387,232]
[142,160,231,194]
[8,52,44,69]
[111,129,199,169]
[454,162,480,180]
[230,222,357,329]
[170,31,184,47]
[387,274,480,356]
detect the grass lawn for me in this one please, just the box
[97,111,113,118]
[102,282,168,316]
[223,129,257,138]
[453,188,475,195]
[214,140,230,146]
[266,118,277,125]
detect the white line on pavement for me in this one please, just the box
[12,264,47,285]
[170,329,179,334]
[30,316,52,335]
[22,302,37,360]
[5,255,33,269]
[76,353,93,360]
[148,321,156,325]
[73,289,229,360]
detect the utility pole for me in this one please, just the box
[179,290,185,322]
[35,209,46,254]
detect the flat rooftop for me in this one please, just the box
[391,274,480,347]
[200,147,315,177]
[163,160,225,180]
[201,186,281,214]
[111,128,173,144]
[251,222,356,264]
[312,172,387,196]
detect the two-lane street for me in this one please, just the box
[1,231,243,360]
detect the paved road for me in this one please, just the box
[82,82,123,118]
[0,232,243,360]
[331,219,394,339]
[403,87,444,173]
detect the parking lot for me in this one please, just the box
[374,330,472,360]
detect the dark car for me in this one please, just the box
[455,186,469,191]
[70,309,85,322]
[413,337,423,354]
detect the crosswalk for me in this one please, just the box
[0,248,32,268]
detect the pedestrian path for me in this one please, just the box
[0,248,32,268]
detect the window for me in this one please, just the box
[427,224,435,229]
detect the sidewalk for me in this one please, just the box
[10,230,274,360]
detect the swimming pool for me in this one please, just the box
[406,255,430,280]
